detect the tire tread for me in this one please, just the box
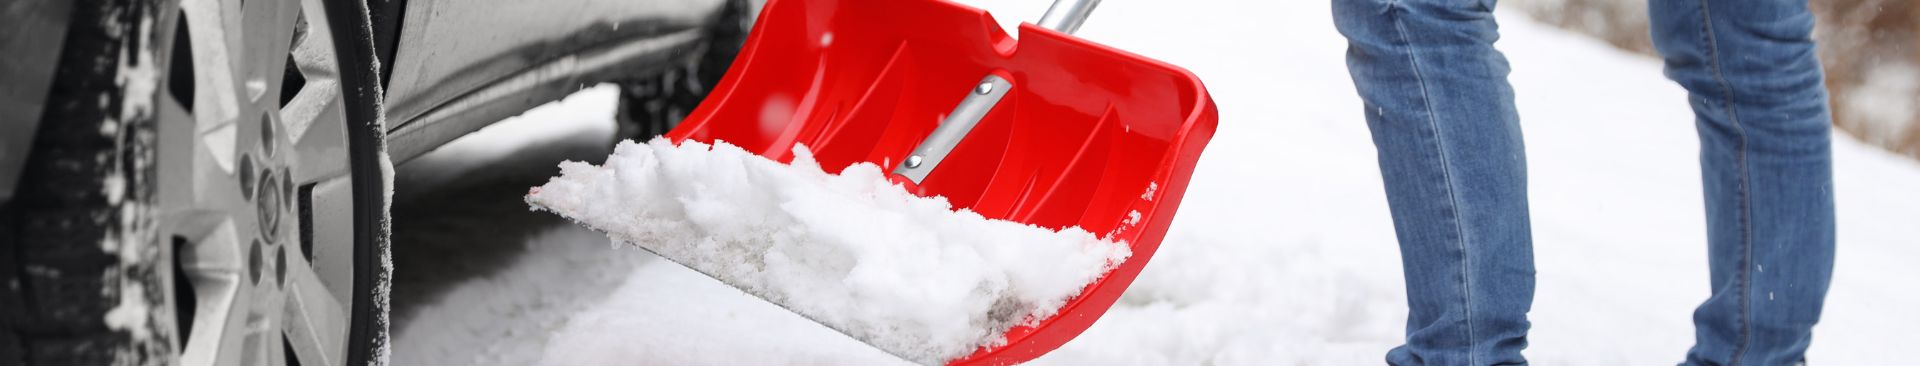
[1,0,171,365]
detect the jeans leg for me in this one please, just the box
[1647,0,1838,365]
[1332,1,1534,364]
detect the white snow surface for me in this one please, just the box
[393,1,1918,364]
[524,139,1130,364]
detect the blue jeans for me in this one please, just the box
[1330,0,1837,365]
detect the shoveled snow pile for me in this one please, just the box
[524,138,1131,364]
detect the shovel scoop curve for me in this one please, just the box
[532,0,1217,364]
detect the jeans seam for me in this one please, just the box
[1693,0,1755,364]
[1389,6,1479,364]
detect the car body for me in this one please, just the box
[0,1,757,365]
[2,0,758,204]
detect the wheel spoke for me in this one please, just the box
[284,0,340,134]
[157,96,197,211]
[284,0,348,184]
[169,211,290,366]
[240,0,300,107]
[288,85,349,184]
[180,0,244,140]
[307,176,359,302]
[283,243,349,366]
[188,120,252,221]
[174,219,246,366]
[166,1,360,365]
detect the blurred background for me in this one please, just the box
[1513,0,1920,161]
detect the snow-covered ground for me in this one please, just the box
[391,0,1918,364]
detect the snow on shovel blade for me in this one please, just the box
[526,138,1132,365]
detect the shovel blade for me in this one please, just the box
[665,0,1218,364]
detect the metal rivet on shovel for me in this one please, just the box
[893,0,1100,184]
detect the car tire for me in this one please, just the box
[0,1,174,364]
[0,0,392,365]
[613,0,753,141]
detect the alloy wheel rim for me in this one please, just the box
[155,0,362,365]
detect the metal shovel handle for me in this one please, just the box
[1038,0,1101,34]
[892,0,1101,184]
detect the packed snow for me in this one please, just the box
[391,0,1917,364]
[524,139,1130,364]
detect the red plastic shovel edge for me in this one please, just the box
[662,0,1220,364]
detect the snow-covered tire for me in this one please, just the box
[0,1,173,364]
[1,0,391,365]
[613,0,753,140]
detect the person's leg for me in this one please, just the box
[1331,0,1534,364]
[1647,0,1838,364]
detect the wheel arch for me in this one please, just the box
[365,0,407,88]
[376,0,757,164]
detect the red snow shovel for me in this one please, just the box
[664,0,1217,364]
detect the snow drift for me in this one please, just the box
[525,138,1131,364]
